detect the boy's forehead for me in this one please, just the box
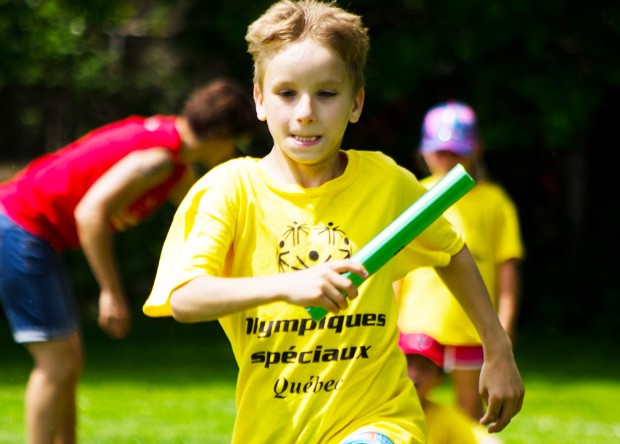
[262,39,350,86]
[280,39,334,60]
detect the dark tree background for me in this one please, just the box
[1,0,617,337]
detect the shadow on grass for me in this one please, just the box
[0,315,238,387]
[3,316,618,386]
[83,316,238,386]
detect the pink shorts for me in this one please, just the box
[398,332,484,372]
[443,344,484,372]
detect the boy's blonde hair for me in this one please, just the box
[246,0,369,93]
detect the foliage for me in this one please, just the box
[341,0,620,153]
[2,0,619,152]
[0,0,618,335]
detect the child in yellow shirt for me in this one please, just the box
[144,2,524,442]
[397,101,524,420]
[400,333,504,444]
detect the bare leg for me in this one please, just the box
[451,368,484,420]
[24,333,83,444]
[54,377,77,444]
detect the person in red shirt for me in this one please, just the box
[0,78,258,444]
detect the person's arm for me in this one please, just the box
[75,148,176,338]
[170,260,368,322]
[434,245,524,433]
[496,258,521,343]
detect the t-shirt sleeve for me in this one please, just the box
[143,165,236,317]
[391,168,465,281]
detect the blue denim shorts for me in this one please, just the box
[0,213,78,343]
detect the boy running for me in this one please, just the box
[144,2,524,443]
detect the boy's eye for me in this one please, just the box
[318,90,337,98]
[278,89,296,98]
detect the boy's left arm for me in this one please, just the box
[434,245,524,433]
[497,258,521,342]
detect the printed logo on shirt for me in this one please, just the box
[144,116,162,131]
[247,312,387,398]
[245,313,386,338]
[272,374,345,399]
[253,219,387,400]
[251,344,372,369]
[277,221,353,271]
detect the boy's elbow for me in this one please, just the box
[170,290,212,323]
[170,296,193,323]
[170,277,219,323]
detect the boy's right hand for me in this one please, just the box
[280,259,368,314]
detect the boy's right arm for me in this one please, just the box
[169,259,368,322]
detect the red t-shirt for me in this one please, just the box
[0,115,186,251]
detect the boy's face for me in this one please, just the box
[254,39,364,167]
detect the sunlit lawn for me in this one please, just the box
[1,317,619,443]
[0,318,237,444]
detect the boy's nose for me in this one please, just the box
[295,94,316,124]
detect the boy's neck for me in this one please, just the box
[261,150,348,188]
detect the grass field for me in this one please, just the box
[1,317,619,443]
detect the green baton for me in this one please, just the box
[305,164,476,321]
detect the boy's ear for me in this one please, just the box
[253,84,267,121]
[349,87,365,123]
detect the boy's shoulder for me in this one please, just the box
[205,155,259,175]
[348,150,418,191]
[348,149,406,176]
[350,149,398,165]
[190,156,259,189]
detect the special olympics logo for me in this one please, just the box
[277,221,353,272]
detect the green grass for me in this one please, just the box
[432,332,620,444]
[0,318,237,444]
[1,318,619,443]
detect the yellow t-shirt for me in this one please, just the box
[424,401,479,444]
[144,151,465,443]
[398,175,524,345]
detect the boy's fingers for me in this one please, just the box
[334,275,359,300]
[331,259,368,278]
[479,397,499,426]
[488,404,513,433]
[515,393,524,415]
[328,286,350,310]
[481,396,521,433]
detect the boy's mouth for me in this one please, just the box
[293,135,320,143]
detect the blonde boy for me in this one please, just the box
[144,1,524,443]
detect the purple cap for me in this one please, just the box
[421,101,478,156]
